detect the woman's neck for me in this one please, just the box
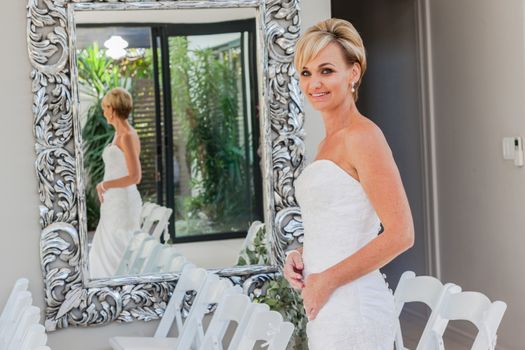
[113,118,131,135]
[321,96,359,138]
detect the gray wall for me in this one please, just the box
[430,0,525,348]
[334,0,429,292]
[0,0,330,349]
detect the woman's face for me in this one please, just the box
[101,99,114,126]
[299,42,359,112]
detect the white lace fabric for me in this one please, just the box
[89,144,142,278]
[295,159,396,349]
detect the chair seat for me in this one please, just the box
[109,336,178,350]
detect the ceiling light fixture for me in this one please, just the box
[104,35,128,60]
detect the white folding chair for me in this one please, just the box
[229,309,294,350]
[140,202,160,228]
[142,205,173,241]
[430,290,507,350]
[139,242,166,274]
[198,293,252,350]
[175,277,239,350]
[165,255,190,273]
[115,232,151,275]
[142,245,181,274]
[20,324,48,350]
[0,290,32,349]
[109,264,209,350]
[227,303,270,350]
[394,271,461,350]
[0,278,29,338]
[127,237,158,275]
[7,305,41,350]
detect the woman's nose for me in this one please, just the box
[311,77,322,89]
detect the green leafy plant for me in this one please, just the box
[237,224,308,349]
[169,37,249,230]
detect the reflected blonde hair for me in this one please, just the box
[294,18,367,101]
[103,87,133,119]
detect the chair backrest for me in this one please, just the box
[176,277,239,350]
[142,206,173,241]
[199,293,252,350]
[154,264,208,338]
[140,202,159,227]
[0,278,29,321]
[230,310,292,350]
[0,278,29,331]
[139,242,166,274]
[0,290,33,349]
[393,271,461,350]
[431,290,507,350]
[115,232,150,275]
[7,305,41,350]
[20,324,47,350]
[227,302,270,350]
[141,245,177,274]
[128,237,158,275]
[166,255,189,273]
[270,322,295,350]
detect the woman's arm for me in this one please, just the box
[302,123,414,319]
[102,133,142,189]
[325,124,414,286]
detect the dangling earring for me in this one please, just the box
[351,81,356,93]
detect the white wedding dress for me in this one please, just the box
[295,159,396,349]
[89,143,142,279]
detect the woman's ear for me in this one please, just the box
[351,63,361,84]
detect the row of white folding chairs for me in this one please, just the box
[140,202,173,242]
[116,232,188,275]
[110,264,294,350]
[394,271,507,350]
[0,279,50,350]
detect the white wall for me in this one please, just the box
[429,0,525,348]
[0,1,330,349]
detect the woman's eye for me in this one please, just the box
[321,68,333,74]
[301,70,311,77]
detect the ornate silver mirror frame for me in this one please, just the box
[27,0,305,331]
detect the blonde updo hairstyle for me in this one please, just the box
[103,87,133,120]
[294,18,367,101]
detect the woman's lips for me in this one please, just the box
[309,91,330,101]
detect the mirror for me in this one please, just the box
[75,8,263,276]
[27,0,304,331]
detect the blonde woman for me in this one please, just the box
[283,19,414,349]
[89,87,143,278]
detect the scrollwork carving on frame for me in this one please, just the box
[28,0,304,330]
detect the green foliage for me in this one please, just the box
[237,224,308,349]
[169,37,248,227]
[77,43,151,230]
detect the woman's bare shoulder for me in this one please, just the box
[342,116,387,150]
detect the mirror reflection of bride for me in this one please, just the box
[89,87,143,279]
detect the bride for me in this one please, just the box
[89,87,143,279]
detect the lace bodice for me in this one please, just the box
[103,144,129,181]
[295,159,382,275]
[294,159,395,349]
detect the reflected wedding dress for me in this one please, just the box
[89,143,142,279]
[295,159,396,349]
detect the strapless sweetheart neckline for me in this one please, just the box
[303,158,360,184]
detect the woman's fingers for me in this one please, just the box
[291,253,304,270]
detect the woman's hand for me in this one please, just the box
[96,182,107,203]
[283,250,304,290]
[301,272,335,321]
